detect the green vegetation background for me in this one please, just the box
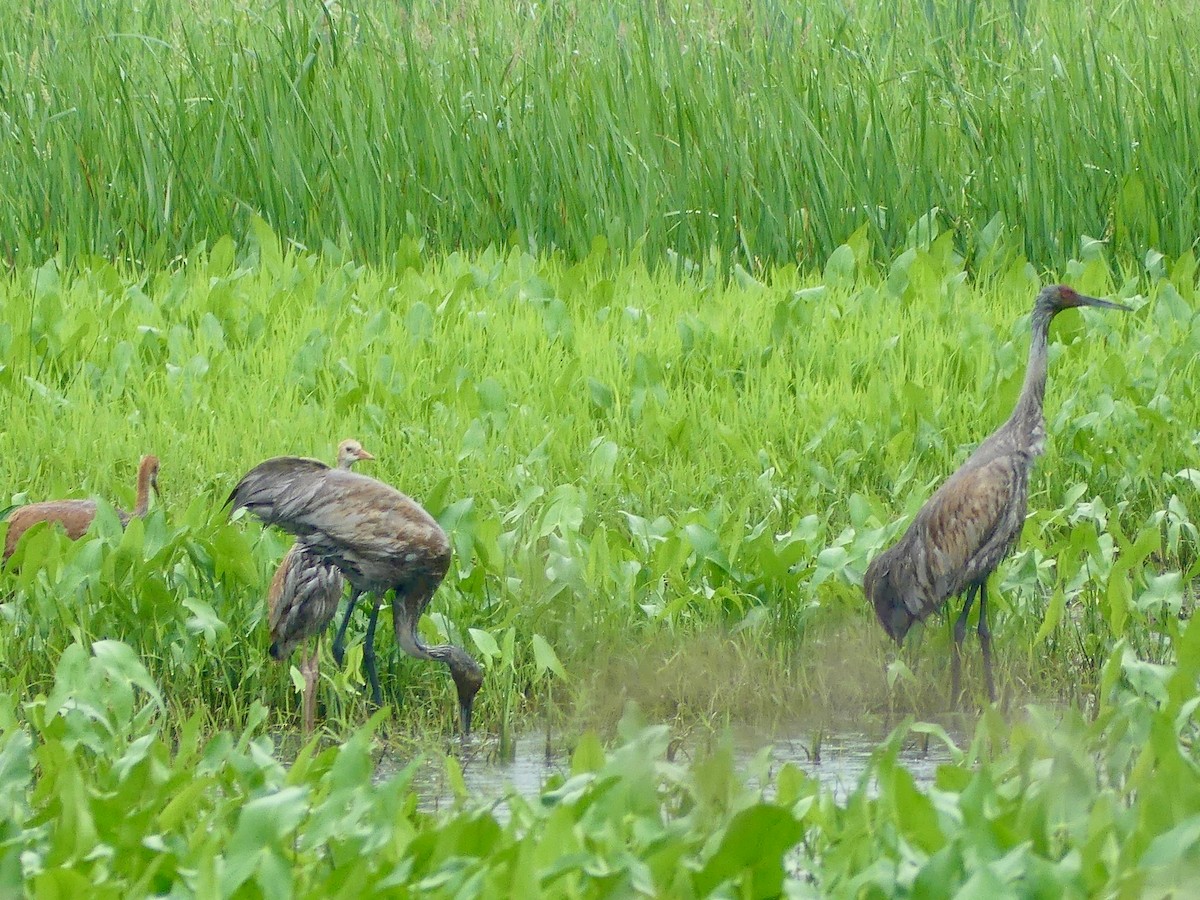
[1,0,1199,895]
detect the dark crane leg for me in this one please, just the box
[331,587,384,707]
[978,581,996,702]
[361,593,384,708]
[331,588,363,666]
[950,584,980,704]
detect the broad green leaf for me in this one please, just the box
[531,634,568,680]
[1034,587,1066,645]
[570,732,606,776]
[693,804,802,897]
[469,628,502,661]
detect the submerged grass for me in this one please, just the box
[1,0,1199,269]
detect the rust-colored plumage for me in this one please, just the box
[864,285,1129,702]
[229,446,483,735]
[4,455,160,562]
[266,439,374,734]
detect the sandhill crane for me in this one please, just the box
[266,439,374,734]
[864,285,1129,702]
[4,455,160,562]
[228,456,483,735]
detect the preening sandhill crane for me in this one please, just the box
[228,453,483,735]
[266,439,374,734]
[864,285,1129,702]
[3,455,161,562]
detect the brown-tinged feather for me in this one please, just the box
[4,455,159,562]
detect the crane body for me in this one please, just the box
[864,285,1129,701]
[4,455,160,562]
[265,439,373,733]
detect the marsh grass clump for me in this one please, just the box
[1,0,1198,270]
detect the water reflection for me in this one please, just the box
[733,730,951,804]
[403,726,956,818]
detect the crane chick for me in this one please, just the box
[4,455,160,562]
[266,439,374,734]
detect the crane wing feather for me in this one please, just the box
[229,461,448,591]
[268,543,344,656]
[226,457,332,516]
[920,457,1024,599]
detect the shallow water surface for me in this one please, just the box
[404,726,956,817]
[733,729,952,803]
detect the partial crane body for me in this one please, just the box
[265,439,374,734]
[864,285,1128,702]
[4,455,160,562]
[229,452,482,735]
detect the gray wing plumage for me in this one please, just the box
[293,470,451,591]
[866,448,1031,638]
[913,454,1029,603]
[226,456,333,527]
[229,460,450,592]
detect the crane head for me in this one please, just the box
[1038,284,1131,315]
[446,648,484,736]
[864,549,917,643]
[336,439,375,469]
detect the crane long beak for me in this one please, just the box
[460,700,473,737]
[1076,294,1132,312]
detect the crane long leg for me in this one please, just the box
[301,637,319,735]
[978,581,996,702]
[361,593,384,708]
[332,588,363,667]
[951,584,979,705]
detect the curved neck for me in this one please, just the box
[132,462,154,517]
[1008,305,1052,432]
[394,600,475,670]
[394,598,438,661]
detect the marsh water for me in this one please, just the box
[404,725,956,818]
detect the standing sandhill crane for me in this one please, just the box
[228,457,483,735]
[4,455,160,562]
[266,439,374,734]
[864,285,1129,702]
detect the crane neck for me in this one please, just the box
[1008,304,1053,432]
[393,593,481,675]
[132,462,154,518]
[396,607,435,661]
[394,595,445,663]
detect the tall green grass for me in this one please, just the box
[1,0,1197,270]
